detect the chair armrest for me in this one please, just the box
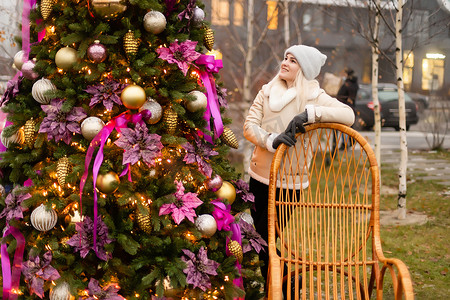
[379,257,414,299]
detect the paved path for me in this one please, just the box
[359,130,450,187]
[359,129,449,225]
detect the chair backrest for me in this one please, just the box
[268,123,381,300]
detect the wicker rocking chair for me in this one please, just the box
[267,123,414,300]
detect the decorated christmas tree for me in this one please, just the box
[0,0,266,299]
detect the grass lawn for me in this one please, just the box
[378,150,450,299]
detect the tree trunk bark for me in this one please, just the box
[395,0,408,220]
[372,0,382,166]
[242,0,255,180]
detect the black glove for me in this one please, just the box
[285,111,308,137]
[272,132,297,149]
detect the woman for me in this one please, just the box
[243,45,355,284]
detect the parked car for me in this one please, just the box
[354,84,419,131]
[407,92,429,112]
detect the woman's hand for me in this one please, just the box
[272,132,297,149]
[285,111,308,137]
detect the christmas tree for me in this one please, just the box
[0,0,266,299]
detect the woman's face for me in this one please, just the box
[279,53,300,87]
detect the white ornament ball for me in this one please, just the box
[192,6,205,25]
[236,212,254,226]
[0,128,25,148]
[31,204,58,232]
[81,117,105,141]
[55,47,78,70]
[32,78,57,104]
[186,91,208,112]
[195,214,217,238]
[138,98,163,124]
[50,282,73,300]
[13,50,25,70]
[21,59,39,80]
[143,11,167,34]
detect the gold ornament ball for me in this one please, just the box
[96,171,120,194]
[81,116,105,141]
[90,0,127,19]
[55,47,78,71]
[215,181,236,204]
[121,85,146,109]
[186,91,208,112]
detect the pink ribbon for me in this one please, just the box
[79,111,149,258]
[21,0,37,61]
[195,55,224,143]
[1,226,26,300]
[227,223,244,299]
[211,199,244,298]
[211,200,234,231]
[21,0,45,66]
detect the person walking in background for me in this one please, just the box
[337,67,359,108]
[334,67,359,150]
[243,45,354,294]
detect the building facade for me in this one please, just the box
[204,0,450,98]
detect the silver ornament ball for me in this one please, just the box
[13,50,25,70]
[192,6,205,25]
[186,90,207,112]
[138,98,163,124]
[81,117,105,141]
[21,59,38,80]
[0,128,25,148]
[195,214,217,238]
[31,204,58,232]
[32,78,57,104]
[143,11,167,34]
[50,281,73,300]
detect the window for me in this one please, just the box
[303,7,323,31]
[403,52,414,90]
[267,1,278,30]
[234,0,244,26]
[407,10,429,42]
[212,0,230,26]
[422,53,445,91]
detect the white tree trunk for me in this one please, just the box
[372,0,382,165]
[242,0,255,180]
[395,0,408,220]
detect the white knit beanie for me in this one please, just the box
[284,45,327,80]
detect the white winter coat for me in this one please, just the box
[243,79,355,189]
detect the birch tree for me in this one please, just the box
[395,0,408,219]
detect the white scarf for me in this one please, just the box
[264,79,320,112]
